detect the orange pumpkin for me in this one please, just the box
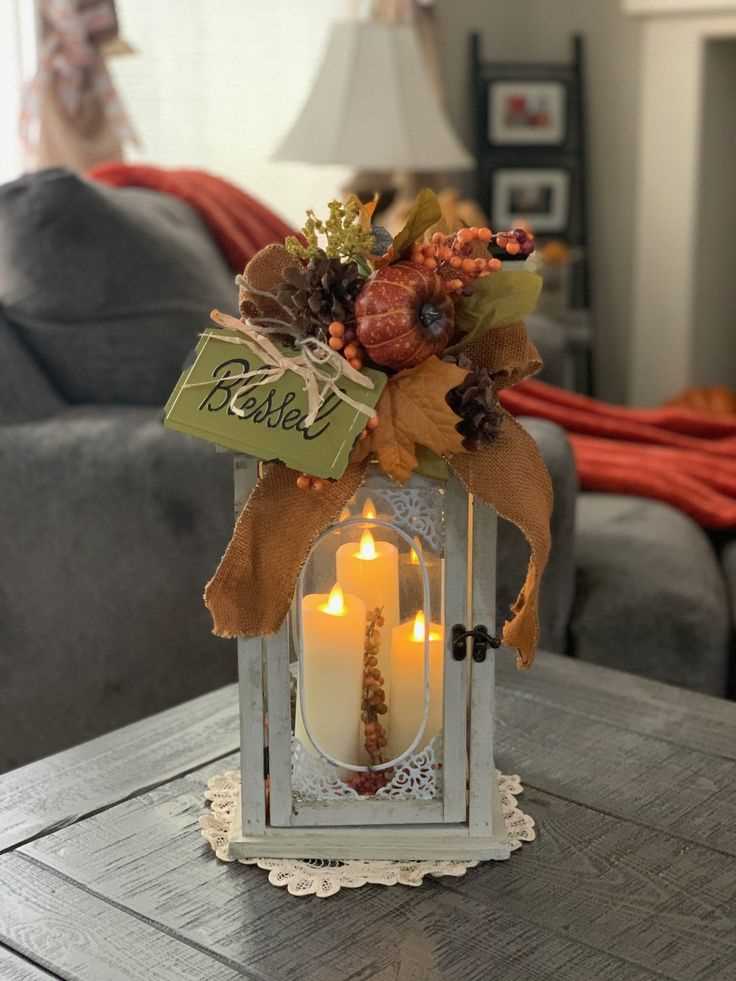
[355,261,454,370]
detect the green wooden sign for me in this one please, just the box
[164,330,387,478]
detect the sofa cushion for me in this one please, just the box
[0,310,65,422]
[571,494,730,695]
[0,168,236,405]
[722,539,736,637]
[0,406,236,770]
[525,313,568,389]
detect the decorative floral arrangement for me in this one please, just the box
[219,188,541,490]
[199,189,552,671]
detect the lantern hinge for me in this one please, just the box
[451,624,501,663]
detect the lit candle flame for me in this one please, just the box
[358,528,377,560]
[411,609,440,642]
[362,498,376,520]
[408,536,422,565]
[412,610,426,642]
[322,582,346,616]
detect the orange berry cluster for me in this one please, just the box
[295,473,327,492]
[361,606,389,763]
[296,413,378,491]
[348,606,394,796]
[349,768,391,795]
[496,226,535,256]
[410,226,534,293]
[326,320,366,371]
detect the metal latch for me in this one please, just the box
[451,624,501,663]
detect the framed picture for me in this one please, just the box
[491,168,570,234]
[488,81,567,146]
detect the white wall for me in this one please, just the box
[113,0,351,227]
[629,11,736,403]
[435,0,642,403]
[432,2,528,153]
[694,41,736,388]
[0,0,37,184]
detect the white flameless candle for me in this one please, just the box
[295,583,365,767]
[399,536,441,621]
[389,611,444,758]
[336,527,399,710]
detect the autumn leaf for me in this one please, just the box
[392,188,442,258]
[353,357,469,483]
[354,192,379,231]
[446,270,542,355]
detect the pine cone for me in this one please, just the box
[277,251,365,340]
[446,360,503,451]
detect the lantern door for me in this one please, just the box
[232,457,509,860]
[273,465,469,828]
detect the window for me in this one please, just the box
[0,1,37,184]
[112,0,350,225]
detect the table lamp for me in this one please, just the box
[272,18,473,188]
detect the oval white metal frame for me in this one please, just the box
[295,515,433,774]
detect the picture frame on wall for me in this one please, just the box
[491,168,570,234]
[488,80,567,146]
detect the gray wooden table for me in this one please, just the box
[1,651,736,981]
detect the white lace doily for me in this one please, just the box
[199,771,535,898]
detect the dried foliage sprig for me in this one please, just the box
[286,199,376,264]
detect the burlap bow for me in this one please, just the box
[204,252,552,669]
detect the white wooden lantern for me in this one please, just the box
[229,455,511,862]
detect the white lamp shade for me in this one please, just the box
[272,20,474,172]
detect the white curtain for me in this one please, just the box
[112,0,351,225]
[0,0,38,184]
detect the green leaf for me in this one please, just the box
[355,255,373,278]
[414,445,450,481]
[392,189,442,257]
[445,271,542,355]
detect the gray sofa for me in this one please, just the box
[0,169,730,773]
[529,312,733,697]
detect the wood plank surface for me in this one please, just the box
[351,888,662,981]
[497,652,736,759]
[0,854,246,981]
[441,475,469,822]
[450,787,736,981]
[21,756,426,981]
[263,620,292,827]
[494,681,736,857]
[5,651,736,980]
[0,685,240,853]
[0,945,60,981]
[237,638,265,835]
[23,747,734,980]
[18,764,663,981]
[468,499,497,834]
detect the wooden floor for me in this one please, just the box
[1,651,735,980]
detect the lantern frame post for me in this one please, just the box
[231,456,511,862]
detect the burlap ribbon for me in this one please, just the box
[204,309,552,669]
[448,320,552,666]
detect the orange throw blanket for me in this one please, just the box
[89,163,293,271]
[88,165,736,529]
[501,379,736,529]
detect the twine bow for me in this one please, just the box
[185,310,377,427]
